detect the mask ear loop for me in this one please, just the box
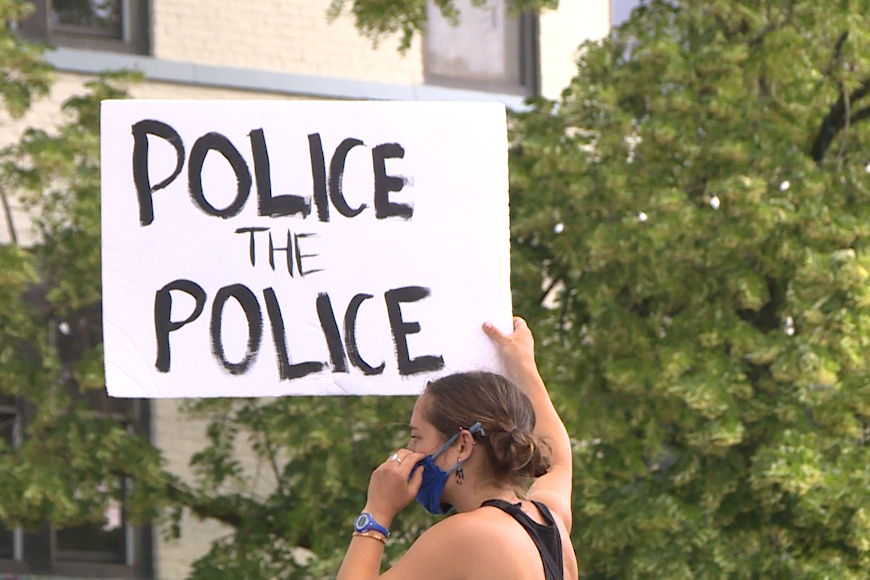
[468,422,486,437]
[433,422,487,461]
[449,422,487,473]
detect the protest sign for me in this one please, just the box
[101,101,512,397]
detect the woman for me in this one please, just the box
[337,318,578,580]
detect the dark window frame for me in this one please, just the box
[0,398,153,580]
[0,398,23,567]
[18,0,150,55]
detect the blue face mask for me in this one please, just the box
[413,422,485,515]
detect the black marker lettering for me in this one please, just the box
[309,133,330,222]
[316,293,348,373]
[235,227,268,266]
[250,128,311,218]
[373,143,412,220]
[188,132,251,218]
[132,120,185,226]
[344,293,385,375]
[268,230,294,275]
[294,233,322,277]
[210,284,262,375]
[154,279,206,372]
[384,286,444,375]
[263,288,325,380]
[329,138,366,218]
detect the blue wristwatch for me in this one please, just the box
[354,512,389,537]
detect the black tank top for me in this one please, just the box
[480,499,564,580]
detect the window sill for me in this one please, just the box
[44,47,529,109]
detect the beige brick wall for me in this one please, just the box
[0,73,91,246]
[538,0,610,99]
[152,0,424,85]
[152,399,284,580]
[150,400,228,580]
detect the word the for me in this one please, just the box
[234,227,322,276]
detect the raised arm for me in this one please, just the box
[483,317,573,532]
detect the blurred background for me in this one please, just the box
[2,1,870,579]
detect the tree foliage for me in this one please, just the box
[511,1,870,577]
[3,1,870,579]
[327,0,557,51]
[0,1,166,534]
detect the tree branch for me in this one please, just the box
[0,180,18,245]
[810,76,870,164]
[836,83,851,163]
[263,433,285,495]
[849,103,870,126]
[538,274,563,305]
[341,398,368,474]
[821,31,849,78]
[165,482,248,529]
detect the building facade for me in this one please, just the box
[0,0,639,578]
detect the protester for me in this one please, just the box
[337,317,578,580]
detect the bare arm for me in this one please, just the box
[483,318,573,532]
[336,534,386,580]
[336,449,425,580]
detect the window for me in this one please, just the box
[54,480,130,567]
[0,526,13,562]
[0,390,152,579]
[424,0,538,95]
[0,396,19,564]
[611,0,642,28]
[18,0,149,54]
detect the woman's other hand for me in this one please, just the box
[363,449,426,528]
[482,317,538,381]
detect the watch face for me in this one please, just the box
[355,514,369,530]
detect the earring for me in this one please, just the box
[455,466,465,485]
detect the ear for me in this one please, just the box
[456,429,476,462]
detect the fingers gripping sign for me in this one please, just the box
[364,449,425,526]
[482,317,537,380]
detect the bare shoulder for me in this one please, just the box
[388,514,496,561]
[416,510,503,547]
[381,513,495,580]
[452,505,576,580]
[385,508,577,580]
[478,500,578,580]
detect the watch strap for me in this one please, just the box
[354,512,389,537]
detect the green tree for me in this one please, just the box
[510,0,870,577]
[3,0,870,579]
[327,0,556,51]
[0,1,166,538]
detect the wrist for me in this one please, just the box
[352,530,387,544]
[508,361,544,386]
[360,506,394,530]
[356,509,392,539]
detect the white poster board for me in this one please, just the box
[101,101,512,398]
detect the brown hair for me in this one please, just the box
[423,371,552,491]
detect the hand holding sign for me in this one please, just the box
[101,101,512,397]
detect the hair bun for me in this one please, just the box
[422,371,553,490]
[488,427,552,480]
